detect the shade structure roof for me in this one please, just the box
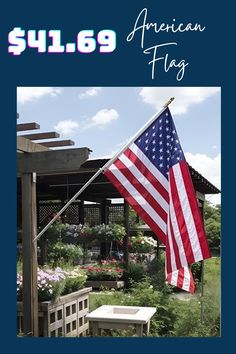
[27,158,220,202]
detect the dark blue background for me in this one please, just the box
[0,0,232,352]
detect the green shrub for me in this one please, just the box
[125,262,146,288]
[62,268,87,295]
[48,242,83,266]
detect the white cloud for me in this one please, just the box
[185,152,221,205]
[139,87,220,115]
[79,87,102,99]
[17,87,61,104]
[54,120,79,136]
[85,108,119,129]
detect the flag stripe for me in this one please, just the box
[169,217,183,271]
[169,166,195,265]
[108,163,167,233]
[105,167,167,242]
[129,143,169,192]
[172,162,203,262]
[166,216,176,274]
[169,192,188,268]
[114,159,168,224]
[180,162,211,260]
[124,147,169,202]
[117,153,168,215]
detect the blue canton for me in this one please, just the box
[134,108,185,178]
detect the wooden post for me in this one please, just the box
[78,200,85,224]
[21,172,38,336]
[101,199,109,224]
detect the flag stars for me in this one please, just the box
[152,147,156,152]
[159,156,163,160]
[159,141,162,145]
[152,125,155,129]
[145,146,148,151]
[145,139,149,144]
[152,155,156,160]
[138,138,141,143]
[159,134,162,138]
[152,132,156,137]
[152,140,156,145]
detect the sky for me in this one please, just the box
[17,86,221,205]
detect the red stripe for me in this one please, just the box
[165,234,172,274]
[189,269,195,293]
[104,168,167,243]
[124,148,169,203]
[169,220,182,270]
[180,161,211,260]
[176,268,184,289]
[169,166,195,265]
[114,158,168,223]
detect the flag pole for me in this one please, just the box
[33,97,175,243]
[200,259,205,323]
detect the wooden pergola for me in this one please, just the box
[17,117,220,336]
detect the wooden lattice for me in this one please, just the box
[108,204,124,224]
[84,205,101,225]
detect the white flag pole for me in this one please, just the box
[33,97,175,243]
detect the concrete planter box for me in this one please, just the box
[85,280,124,290]
[17,287,92,337]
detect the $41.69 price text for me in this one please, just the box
[8,27,116,55]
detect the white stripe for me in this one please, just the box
[108,163,167,234]
[167,214,177,272]
[172,164,203,262]
[129,143,169,191]
[182,268,191,292]
[119,153,169,213]
[170,270,178,286]
[169,193,188,269]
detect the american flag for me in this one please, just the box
[104,107,211,292]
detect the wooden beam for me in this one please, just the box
[40,140,75,148]
[17,136,49,153]
[20,132,60,140]
[17,123,40,132]
[17,147,90,175]
[22,173,38,336]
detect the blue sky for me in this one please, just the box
[17,87,221,204]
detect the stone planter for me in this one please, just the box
[17,287,92,337]
[85,280,124,290]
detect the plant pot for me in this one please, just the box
[17,287,92,337]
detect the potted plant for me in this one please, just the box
[82,259,125,289]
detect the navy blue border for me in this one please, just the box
[0,1,232,352]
